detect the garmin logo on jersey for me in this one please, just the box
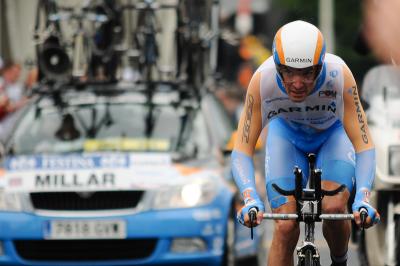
[286,57,312,64]
[267,104,336,119]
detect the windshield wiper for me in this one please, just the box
[174,107,197,158]
[75,103,114,138]
[145,103,156,138]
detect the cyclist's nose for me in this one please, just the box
[291,75,305,88]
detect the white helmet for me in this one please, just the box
[272,20,325,74]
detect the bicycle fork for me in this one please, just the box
[297,201,320,265]
[297,220,320,265]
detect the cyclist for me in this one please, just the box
[231,20,380,266]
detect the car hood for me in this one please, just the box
[2,152,219,192]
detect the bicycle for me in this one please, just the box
[249,153,368,266]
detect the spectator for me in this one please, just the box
[0,61,29,140]
[24,67,39,91]
[1,62,23,101]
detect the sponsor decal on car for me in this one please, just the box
[35,172,116,188]
[4,153,186,191]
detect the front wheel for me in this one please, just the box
[298,249,320,266]
[304,249,313,266]
[395,214,400,264]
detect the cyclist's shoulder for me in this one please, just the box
[254,56,278,89]
[324,53,352,78]
[253,56,280,96]
[255,56,275,74]
[324,53,347,66]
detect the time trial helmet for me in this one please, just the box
[272,20,326,80]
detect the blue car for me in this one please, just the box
[0,84,263,265]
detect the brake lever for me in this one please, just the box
[359,207,368,230]
[248,207,258,240]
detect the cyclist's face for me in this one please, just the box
[280,66,318,102]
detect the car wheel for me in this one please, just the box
[362,191,387,266]
[237,256,259,266]
[236,231,266,266]
[395,214,400,264]
[223,208,236,266]
[357,230,370,266]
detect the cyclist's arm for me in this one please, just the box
[234,71,263,155]
[342,65,378,225]
[342,65,374,153]
[231,71,264,222]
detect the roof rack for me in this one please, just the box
[32,0,220,105]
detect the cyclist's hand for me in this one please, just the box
[352,191,380,228]
[236,200,264,228]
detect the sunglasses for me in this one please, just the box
[278,65,321,83]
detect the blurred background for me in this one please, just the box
[0,0,379,95]
[0,1,398,266]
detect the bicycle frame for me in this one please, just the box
[262,154,354,266]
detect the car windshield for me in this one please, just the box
[9,96,211,159]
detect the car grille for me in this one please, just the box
[30,191,144,211]
[14,239,157,261]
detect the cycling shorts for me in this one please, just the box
[265,118,356,209]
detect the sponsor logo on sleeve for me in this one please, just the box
[329,70,338,78]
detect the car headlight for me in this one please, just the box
[389,146,400,176]
[0,190,32,212]
[150,178,218,210]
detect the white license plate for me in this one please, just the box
[44,220,126,239]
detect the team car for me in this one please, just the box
[0,83,263,266]
[358,65,400,266]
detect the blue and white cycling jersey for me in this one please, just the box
[258,53,345,134]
